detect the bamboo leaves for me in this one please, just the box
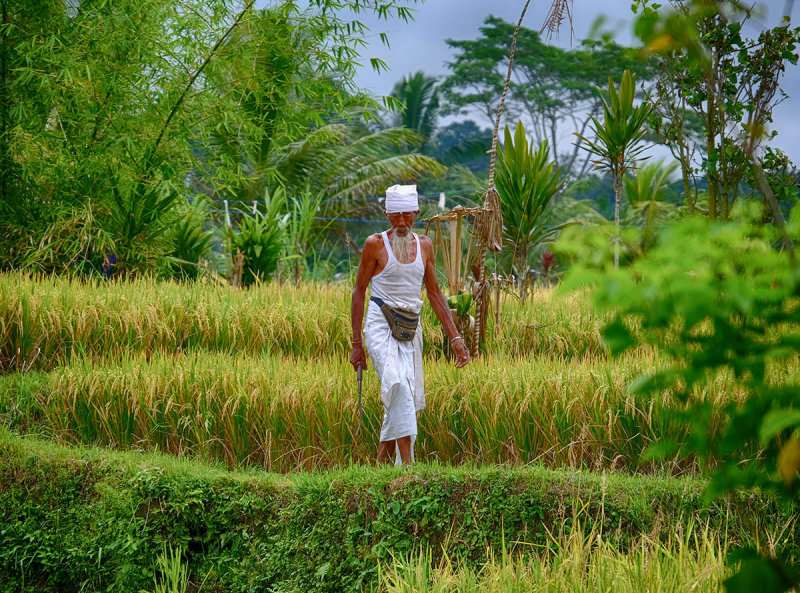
[1,0,425,273]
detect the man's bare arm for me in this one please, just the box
[420,235,470,368]
[350,235,380,371]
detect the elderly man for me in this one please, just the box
[350,184,470,465]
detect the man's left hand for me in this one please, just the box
[452,338,470,368]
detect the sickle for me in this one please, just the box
[356,367,364,436]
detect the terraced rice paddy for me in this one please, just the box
[0,273,794,592]
[1,273,790,473]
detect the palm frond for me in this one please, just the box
[326,154,445,201]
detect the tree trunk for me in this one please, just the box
[705,50,719,219]
[1,0,10,211]
[613,171,622,269]
[673,97,694,212]
[680,142,693,211]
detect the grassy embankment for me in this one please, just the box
[2,428,789,593]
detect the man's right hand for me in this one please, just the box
[350,344,367,372]
[451,338,470,368]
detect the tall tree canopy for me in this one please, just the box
[388,70,440,153]
[440,16,653,177]
[0,0,420,273]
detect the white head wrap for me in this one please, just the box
[385,184,419,213]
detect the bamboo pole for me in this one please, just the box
[449,219,458,296]
[455,214,463,294]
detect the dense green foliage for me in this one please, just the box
[495,121,573,286]
[0,0,430,277]
[560,203,800,590]
[1,429,792,593]
[633,0,800,218]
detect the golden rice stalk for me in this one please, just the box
[32,349,759,473]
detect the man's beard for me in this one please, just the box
[390,228,414,264]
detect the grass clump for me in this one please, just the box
[381,523,727,592]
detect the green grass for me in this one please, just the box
[380,522,728,592]
[2,428,792,593]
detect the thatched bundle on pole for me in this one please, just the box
[424,0,572,355]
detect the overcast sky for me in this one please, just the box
[348,0,800,165]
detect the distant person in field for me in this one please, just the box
[350,184,470,465]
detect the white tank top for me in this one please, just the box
[369,231,425,308]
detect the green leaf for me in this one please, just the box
[759,409,800,445]
[724,549,797,593]
[601,319,635,355]
[627,370,681,394]
[641,439,677,461]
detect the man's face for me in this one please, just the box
[386,210,419,236]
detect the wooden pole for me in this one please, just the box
[449,219,458,296]
[455,214,463,294]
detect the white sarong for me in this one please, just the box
[364,232,426,464]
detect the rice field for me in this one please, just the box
[3,350,760,473]
[0,272,790,591]
[0,274,605,371]
[0,273,781,470]
[1,272,786,474]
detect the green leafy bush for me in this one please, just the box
[164,198,215,280]
[227,189,288,286]
[560,203,800,591]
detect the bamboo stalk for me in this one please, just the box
[449,220,458,295]
[454,214,463,294]
[436,221,450,293]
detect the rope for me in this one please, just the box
[487,0,533,189]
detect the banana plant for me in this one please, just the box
[496,121,576,299]
[575,69,652,268]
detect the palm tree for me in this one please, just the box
[389,71,440,153]
[575,70,651,268]
[202,15,445,206]
[274,117,446,203]
[623,159,679,248]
